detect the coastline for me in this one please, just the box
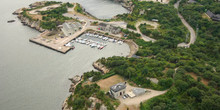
[13,1,137,110]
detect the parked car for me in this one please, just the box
[122,95,127,99]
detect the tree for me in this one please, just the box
[159,78,173,89]
[175,80,189,92]
[153,105,162,110]
[197,76,202,82]
[201,95,220,110]
[187,87,202,101]
[142,66,148,75]
[95,103,101,110]
[166,69,175,78]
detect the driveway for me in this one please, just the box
[117,84,167,110]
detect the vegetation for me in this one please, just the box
[22,2,74,30]
[139,23,161,39]
[39,3,73,30]
[67,83,118,110]
[55,0,219,109]
[116,1,187,41]
[74,3,83,14]
[134,0,220,109]
[99,57,173,90]
[94,0,219,109]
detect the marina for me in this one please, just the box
[0,0,130,110]
[64,33,124,50]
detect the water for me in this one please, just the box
[0,0,129,110]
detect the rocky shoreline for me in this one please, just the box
[93,62,110,74]
[113,0,134,12]
[62,75,82,110]
[18,15,46,32]
[13,8,46,32]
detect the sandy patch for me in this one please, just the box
[186,72,209,86]
[97,75,126,92]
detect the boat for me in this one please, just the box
[7,20,15,23]
[99,46,104,50]
[86,41,90,45]
[118,41,123,45]
[90,43,97,48]
[81,40,86,44]
[97,44,101,48]
[108,39,114,42]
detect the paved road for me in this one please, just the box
[175,0,196,48]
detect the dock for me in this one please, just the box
[29,28,86,54]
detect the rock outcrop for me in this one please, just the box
[17,15,45,32]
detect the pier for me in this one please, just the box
[29,26,86,54]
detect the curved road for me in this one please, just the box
[175,0,196,48]
[135,21,156,42]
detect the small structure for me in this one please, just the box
[98,23,121,34]
[206,10,220,21]
[152,19,159,22]
[188,0,197,3]
[127,91,136,98]
[109,82,126,99]
[61,22,82,36]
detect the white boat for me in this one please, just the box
[86,41,90,45]
[90,43,97,48]
[81,40,86,44]
[108,39,114,42]
[99,36,103,39]
[118,41,123,45]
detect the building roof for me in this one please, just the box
[127,91,135,98]
[206,10,214,18]
[188,0,196,3]
[110,82,126,92]
[132,88,146,96]
[206,10,220,21]
[99,23,107,27]
[112,26,120,31]
[212,14,220,21]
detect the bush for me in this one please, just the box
[95,103,101,110]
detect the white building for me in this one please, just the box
[61,22,82,36]
[109,82,126,99]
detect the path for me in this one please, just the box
[139,0,170,4]
[135,21,157,42]
[174,0,196,48]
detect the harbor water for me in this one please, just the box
[0,0,129,110]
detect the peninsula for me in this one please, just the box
[14,0,220,110]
